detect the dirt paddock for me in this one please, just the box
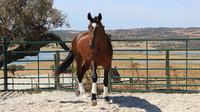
[0,91,199,112]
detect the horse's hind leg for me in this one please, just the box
[91,61,98,106]
[103,68,111,103]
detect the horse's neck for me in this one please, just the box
[95,30,111,50]
[95,29,107,39]
[95,33,107,44]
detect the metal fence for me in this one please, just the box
[0,38,77,91]
[111,38,200,93]
[1,37,200,93]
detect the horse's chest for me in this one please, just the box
[80,48,105,59]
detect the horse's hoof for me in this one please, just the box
[104,97,110,102]
[76,91,80,97]
[82,93,87,98]
[91,100,97,106]
[104,97,112,104]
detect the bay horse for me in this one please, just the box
[55,12,113,106]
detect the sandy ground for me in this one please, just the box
[0,91,200,112]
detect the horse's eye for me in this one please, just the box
[88,25,92,29]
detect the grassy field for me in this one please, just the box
[1,46,200,91]
[0,51,199,77]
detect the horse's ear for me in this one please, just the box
[98,13,102,21]
[87,12,93,22]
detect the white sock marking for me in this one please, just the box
[79,83,85,94]
[103,86,109,97]
[91,83,97,94]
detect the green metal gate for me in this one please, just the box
[110,38,200,93]
[0,38,77,91]
[1,37,200,93]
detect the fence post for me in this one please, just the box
[54,50,61,89]
[71,62,75,90]
[166,50,170,90]
[108,69,112,92]
[3,37,8,91]
[37,54,40,89]
[185,40,188,91]
[145,41,149,90]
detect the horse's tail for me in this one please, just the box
[54,50,75,75]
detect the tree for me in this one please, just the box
[0,0,69,68]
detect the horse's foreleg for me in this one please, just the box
[77,63,90,97]
[91,61,98,106]
[76,58,86,97]
[77,76,86,97]
[103,68,111,103]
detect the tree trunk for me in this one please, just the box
[0,33,70,68]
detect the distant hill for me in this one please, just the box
[51,27,200,41]
[51,27,200,49]
[51,30,81,41]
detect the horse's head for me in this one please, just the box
[87,12,105,33]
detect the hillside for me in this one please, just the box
[51,27,200,41]
[51,27,200,49]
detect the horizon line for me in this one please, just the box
[54,26,200,31]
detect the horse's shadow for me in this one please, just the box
[110,95,161,112]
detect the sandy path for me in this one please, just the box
[0,91,200,112]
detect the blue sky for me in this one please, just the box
[54,0,200,30]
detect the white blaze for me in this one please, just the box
[92,23,97,29]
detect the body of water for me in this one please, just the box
[11,51,200,65]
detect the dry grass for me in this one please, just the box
[1,46,200,91]
[0,52,199,77]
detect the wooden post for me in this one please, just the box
[37,54,40,89]
[54,51,61,89]
[48,74,50,88]
[108,69,112,92]
[71,62,75,89]
[166,50,170,90]
[3,37,8,91]
[12,78,14,90]
[145,41,149,91]
[31,78,33,90]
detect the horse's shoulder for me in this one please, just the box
[79,32,90,37]
[72,32,90,46]
[75,32,90,41]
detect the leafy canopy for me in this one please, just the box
[0,0,66,41]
